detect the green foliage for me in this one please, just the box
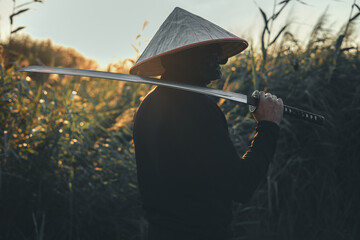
[0,43,151,238]
[228,45,360,240]
[214,9,360,239]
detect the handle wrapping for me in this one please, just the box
[283,105,325,125]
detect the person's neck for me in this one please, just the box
[161,70,206,86]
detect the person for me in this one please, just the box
[131,7,283,240]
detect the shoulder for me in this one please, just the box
[140,86,212,109]
[135,86,227,125]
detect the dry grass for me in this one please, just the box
[0,1,359,239]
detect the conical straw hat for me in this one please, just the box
[130,7,248,77]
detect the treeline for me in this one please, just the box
[3,34,98,70]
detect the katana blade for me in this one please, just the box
[19,66,248,104]
[19,66,325,125]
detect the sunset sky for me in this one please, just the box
[0,0,358,68]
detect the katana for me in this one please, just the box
[19,66,325,125]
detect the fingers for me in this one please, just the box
[259,91,284,113]
[258,91,283,105]
[252,91,284,125]
[262,92,277,102]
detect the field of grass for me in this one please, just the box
[1,2,360,240]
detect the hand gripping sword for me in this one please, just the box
[19,66,325,125]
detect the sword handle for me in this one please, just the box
[248,90,325,126]
[283,105,325,125]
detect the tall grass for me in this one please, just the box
[0,36,152,239]
[0,2,360,239]
[215,3,360,239]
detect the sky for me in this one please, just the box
[0,0,358,68]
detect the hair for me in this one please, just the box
[160,43,222,71]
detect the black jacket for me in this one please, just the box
[133,86,279,239]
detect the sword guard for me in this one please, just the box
[248,90,260,113]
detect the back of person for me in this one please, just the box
[133,86,234,239]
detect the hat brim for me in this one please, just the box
[130,38,248,77]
